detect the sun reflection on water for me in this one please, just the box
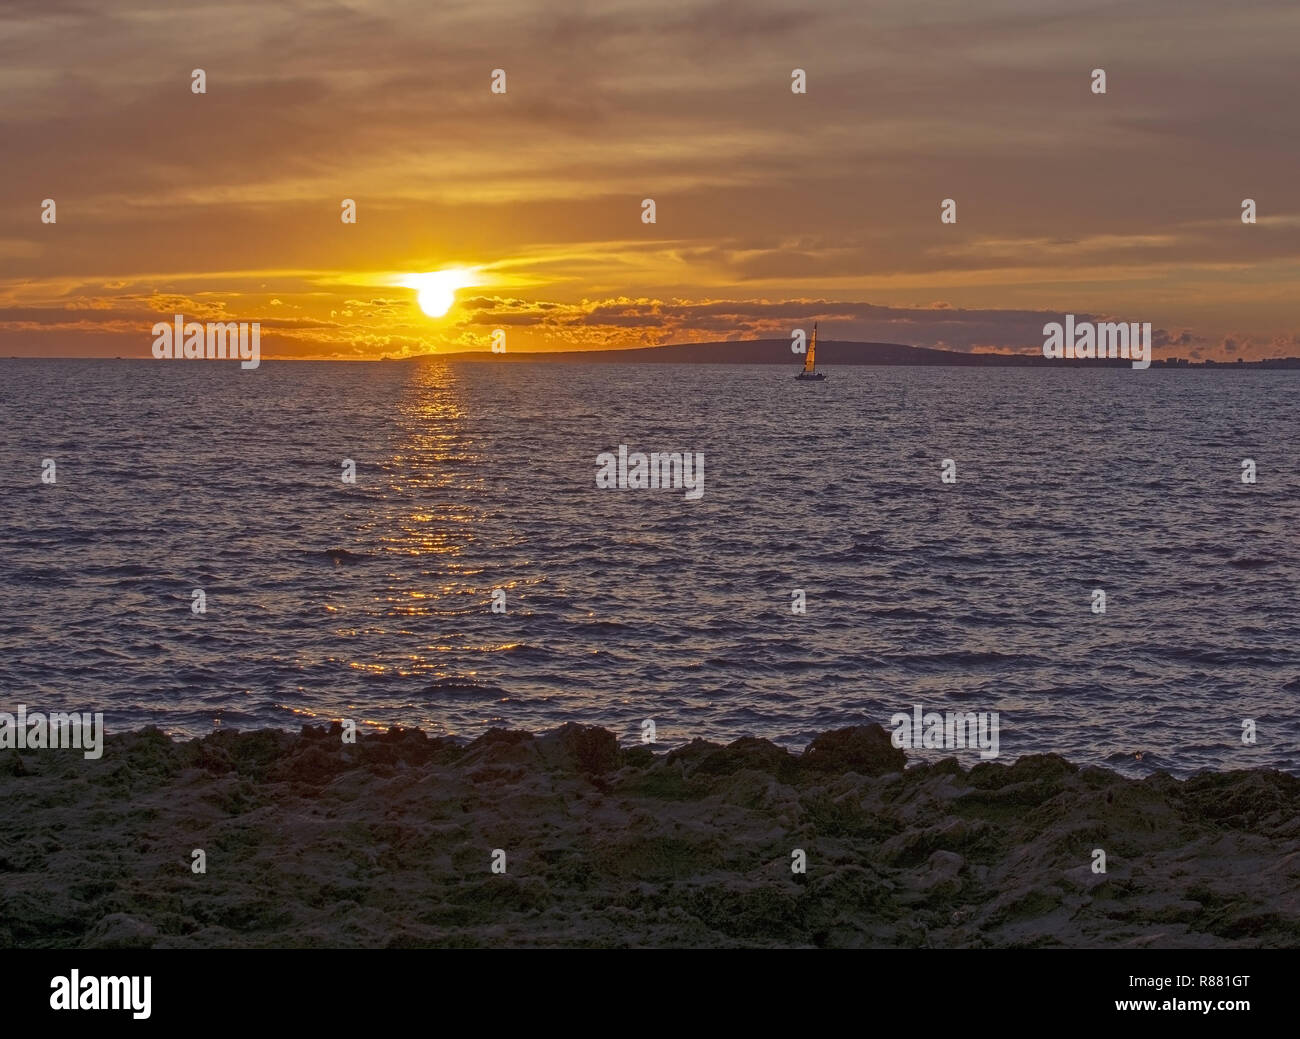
[337,362,517,720]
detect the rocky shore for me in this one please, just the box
[2,723,1298,948]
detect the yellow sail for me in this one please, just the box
[805,322,817,372]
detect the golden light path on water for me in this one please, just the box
[328,362,538,738]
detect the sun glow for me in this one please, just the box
[406,269,475,318]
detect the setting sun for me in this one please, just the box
[406,269,475,318]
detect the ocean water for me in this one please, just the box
[1,358,1297,777]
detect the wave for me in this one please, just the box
[301,548,371,565]
[423,678,510,699]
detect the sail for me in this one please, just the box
[805,323,817,372]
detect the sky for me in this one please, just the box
[2,0,1299,360]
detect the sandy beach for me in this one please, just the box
[3,722,1298,948]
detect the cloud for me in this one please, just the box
[458,295,1108,352]
[3,0,1300,356]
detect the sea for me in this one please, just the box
[1,358,1297,777]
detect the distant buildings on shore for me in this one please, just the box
[1155,357,1300,368]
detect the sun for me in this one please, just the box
[418,282,455,317]
[406,269,475,318]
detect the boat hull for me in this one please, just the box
[795,371,826,381]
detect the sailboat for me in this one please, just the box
[795,321,826,380]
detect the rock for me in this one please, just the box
[273,743,347,785]
[691,737,796,778]
[1062,863,1109,893]
[880,819,985,866]
[460,728,535,768]
[664,738,724,768]
[537,724,620,776]
[967,753,1077,790]
[3,720,1298,949]
[801,725,905,776]
[87,913,158,949]
[620,745,655,768]
[917,850,965,892]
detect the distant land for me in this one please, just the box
[403,340,1300,368]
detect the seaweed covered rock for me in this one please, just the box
[801,724,906,776]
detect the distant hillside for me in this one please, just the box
[406,339,1300,368]
[422,339,1048,365]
